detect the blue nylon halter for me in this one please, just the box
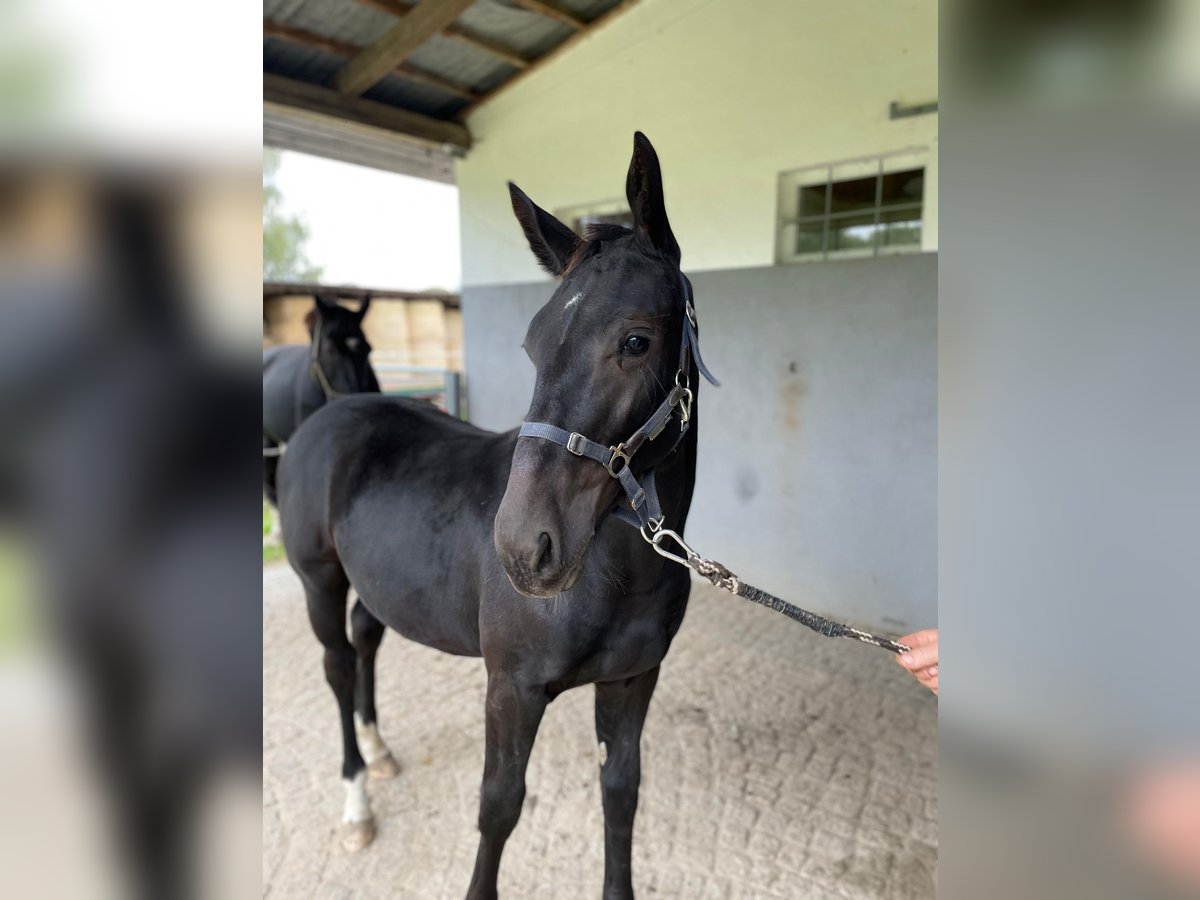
[518,272,718,529]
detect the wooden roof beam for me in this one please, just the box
[264,18,479,102]
[264,281,460,307]
[336,0,477,97]
[461,0,639,119]
[356,0,532,70]
[511,0,586,31]
[264,73,471,150]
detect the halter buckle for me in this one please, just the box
[566,432,587,455]
[606,443,631,477]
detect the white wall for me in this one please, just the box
[457,0,938,287]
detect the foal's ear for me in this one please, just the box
[356,295,371,321]
[314,293,339,314]
[508,182,581,277]
[625,131,680,265]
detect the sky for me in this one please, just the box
[272,151,462,292]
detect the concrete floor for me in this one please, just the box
[263,564,937,899]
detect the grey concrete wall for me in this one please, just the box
[462,254,936,632]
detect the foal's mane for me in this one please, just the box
[563,223,666,278]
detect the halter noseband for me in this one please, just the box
[517,272,719,530]
[309,320,349,401]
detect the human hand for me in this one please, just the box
[896,628,938,695]
[1124,761,1200,891]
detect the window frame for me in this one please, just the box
[776,148,929,265]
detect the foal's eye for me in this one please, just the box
[345,337,361,352]
[621,334,650,356]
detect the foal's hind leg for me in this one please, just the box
[594,667,660,900]
[301,564,375,853]
[350,599,400,779]
[466,672,547,900]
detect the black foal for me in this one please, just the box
[278,133,701,899]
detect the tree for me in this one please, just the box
[263,149,324,282]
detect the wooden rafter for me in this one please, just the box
[336,0,478,96]
[510,0,585,31]
[264,281,460,307]
[264,74,471,149]
[264,19,478,102]
[356,0,532,70]
[461,0,639,119]
[439,24,531,70]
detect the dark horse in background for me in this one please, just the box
[262,294,378,503]
[278,134,699,900]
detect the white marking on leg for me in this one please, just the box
[563,291,583,310]
[342,771,371,823]
[598,740,608,767]
[355,713,389,765]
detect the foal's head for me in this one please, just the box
[306,295,378,396]
[495,133,690,598]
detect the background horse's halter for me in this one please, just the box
[309,320,351,401]
[518,272,911,655]
[263,321,351,458]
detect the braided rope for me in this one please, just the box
[690,557,910,654]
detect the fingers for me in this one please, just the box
[918,672,938,695]
[912,662,938,694]
[898,628,937,648]
[898,642,937,672]
[895,629,939,696]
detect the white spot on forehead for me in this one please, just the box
[563,292,583,311]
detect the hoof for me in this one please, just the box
[340,818,376,854]
[368,751,401,780]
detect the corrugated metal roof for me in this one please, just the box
[264,38,341,87]
[457,2,572,58]
[265,38,472,118]
[269,0,399,49]
[360,74,468,120]
[407,33,515,96]
[266,0,627,96]
[560,0,625,17]
[264,0,631,180]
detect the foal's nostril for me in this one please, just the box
[534,532,553,573]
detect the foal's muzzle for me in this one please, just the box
[493,448,611,598]
[493,522,578,598]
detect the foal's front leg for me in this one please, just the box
[594,667,660,900]
[466,672,547,900]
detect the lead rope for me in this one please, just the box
[641,522,911,655]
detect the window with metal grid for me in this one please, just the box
[777,152,927,264]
